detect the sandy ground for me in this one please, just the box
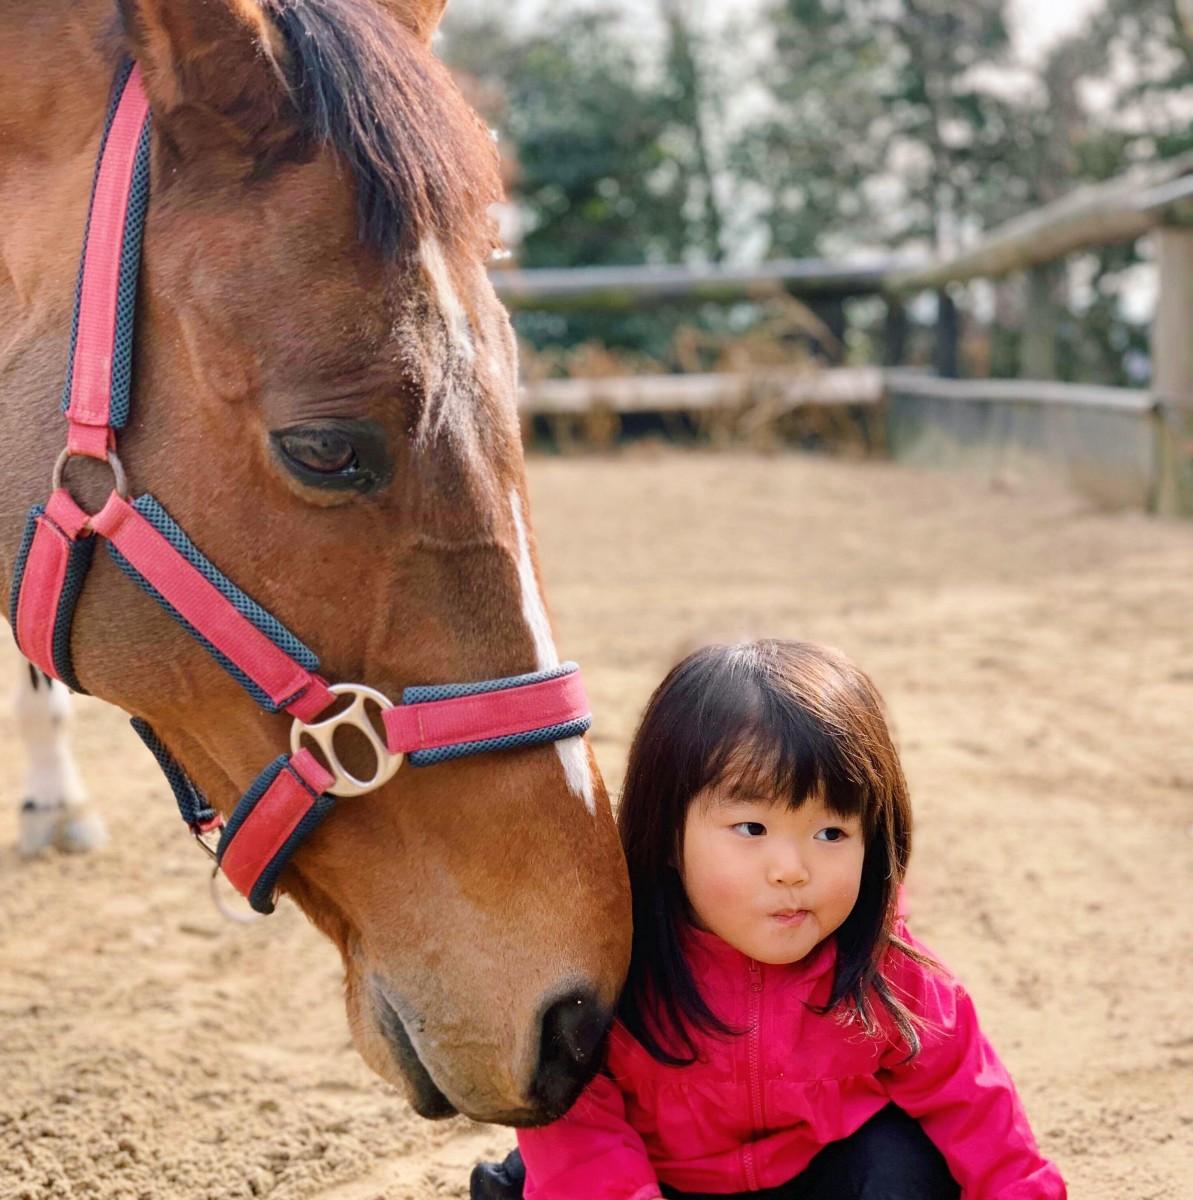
[1,450,1191,1200]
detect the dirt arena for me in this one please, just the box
[1,451,1190,1200]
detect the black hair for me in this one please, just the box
[616,640,930,1066]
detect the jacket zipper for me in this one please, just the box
[742,959,764,1191]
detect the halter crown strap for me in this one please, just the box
[62,61,151,458]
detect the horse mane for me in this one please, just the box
[265,0,502,260]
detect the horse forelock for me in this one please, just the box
[259,1,516,464]
[265,0,502,261]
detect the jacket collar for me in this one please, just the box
[679,920,837,989]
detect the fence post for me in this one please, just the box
[1021,262,1061,379]
[883,298,908,367]
[1153,226,1193,516]
[934,289,960,378]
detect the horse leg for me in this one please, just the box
[14,663,107,856]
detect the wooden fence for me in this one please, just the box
[518,367,1159,510]
[498,154,1193,516]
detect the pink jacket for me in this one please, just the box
[518,924,1065,1200]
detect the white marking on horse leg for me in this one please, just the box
[509,490,595,815]
[14,666,106,856]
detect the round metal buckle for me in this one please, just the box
[51,447,129,503]
[290,683,403,798]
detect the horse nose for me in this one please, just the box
[529,988,610,1117]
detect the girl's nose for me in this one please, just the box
[769,846,810,887]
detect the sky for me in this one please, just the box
[1012,0,1103,61]
[457,0,1109,60]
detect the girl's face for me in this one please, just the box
[680,778,865,966]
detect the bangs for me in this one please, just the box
[684,663,870,825]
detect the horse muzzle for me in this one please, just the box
[369,975,612,1125]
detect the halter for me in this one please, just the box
[9,61,592,914]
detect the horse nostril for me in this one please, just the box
[530,988,609,1117]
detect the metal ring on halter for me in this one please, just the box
[51,447,129,501]
[290,682,403,798]
[192,826,220,862]
[209,865,267,926]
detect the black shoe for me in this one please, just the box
[470,1147,527,1200]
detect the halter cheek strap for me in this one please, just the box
[61,60,151,457]
[91,491,335,720]
[10,491,96,694]
[9,59,596,915]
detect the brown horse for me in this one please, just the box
[0,0,630,1127]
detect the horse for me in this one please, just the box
[0,0,631,1128]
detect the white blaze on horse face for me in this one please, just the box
[408,236,482,446]
[420,235,475,364]
[509,490,596,816]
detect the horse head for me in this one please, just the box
[0,0,630,1125]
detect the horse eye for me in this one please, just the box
[269,419,391,496]
[277,428,357,475]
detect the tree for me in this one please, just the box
[1023,0,1193,384]
[442,6,738,362]
[737,0,1018,259]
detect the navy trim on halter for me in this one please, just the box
[105,494,320,712]
[108,113,151,429]
[9,504,96,694]
[61,58,144,423]
[216,756,335,914]
[8,504,41,638]
[407,715,593,767]
[401,661,579,705]
[50,531,96,694]
[130,717,219,833]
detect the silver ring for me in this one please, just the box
[51,447,129,500]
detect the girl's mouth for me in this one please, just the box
[771,909,809,926]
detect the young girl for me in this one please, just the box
[473,640,1066,1200]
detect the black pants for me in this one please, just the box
[472,1105,960,1200]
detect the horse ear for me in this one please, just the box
[382,0,449,44]
[118,0,291,155]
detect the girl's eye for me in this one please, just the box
[814,827,847,842]
[732,822,767,838]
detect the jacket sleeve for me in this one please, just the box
[878,934,1067,1200]
[517,1071,662,1200]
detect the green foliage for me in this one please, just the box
[737,0,1018,256]
[442,0,1192,386]
[443,6,735,361]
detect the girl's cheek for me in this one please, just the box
[833,850,865,908]
[688,856,750,915]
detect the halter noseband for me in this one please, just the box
[9,61,592,913]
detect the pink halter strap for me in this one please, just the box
[10,60,593,914]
